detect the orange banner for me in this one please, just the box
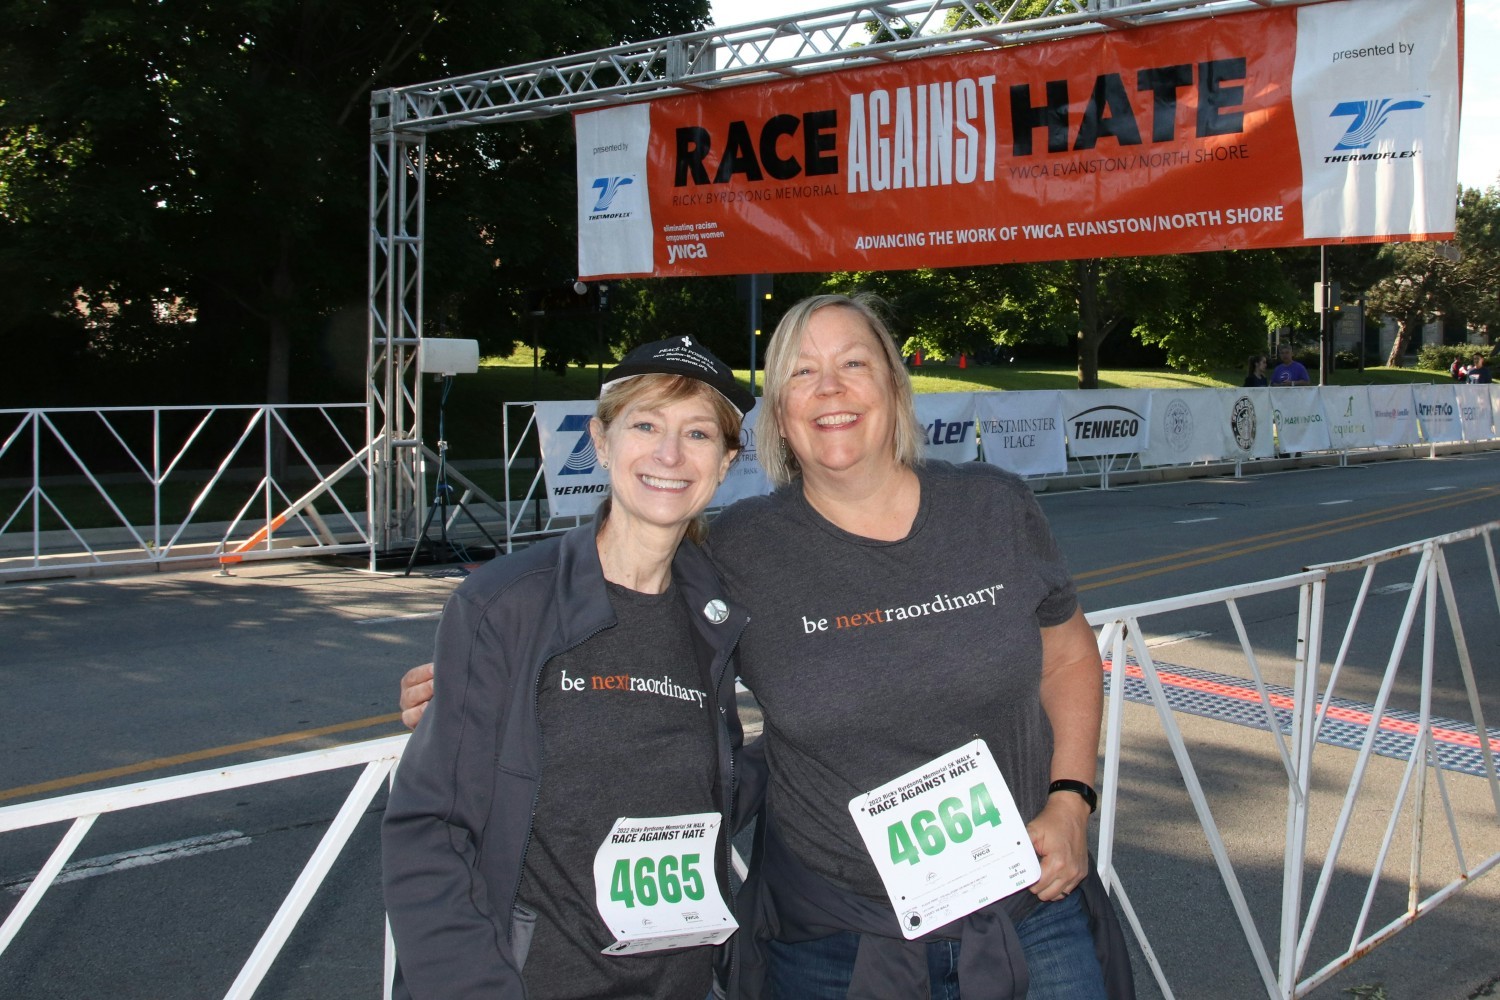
[575,0,1460,278]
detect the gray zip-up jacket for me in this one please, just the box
[382,524,751,999]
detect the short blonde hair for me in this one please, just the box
[592,373,743,543]
[757,294,923,488]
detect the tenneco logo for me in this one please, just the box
[1326,97,1425,161]
[588,176,635,217]
[1069,404,1143,441]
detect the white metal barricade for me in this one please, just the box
[1089,521,1500,999]
[0,404,372,578]
[3,524,1496,997]
[0,735,408,1000]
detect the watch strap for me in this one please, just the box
[1048,778,1098,814]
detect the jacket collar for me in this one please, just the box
[552,519,747,654]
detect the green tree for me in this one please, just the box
[1130,250,1300,372]
[1362,186,1500,365]
[0,0,710,407]
[1451,185,1500,340]
[825,264,1073,362]
[1365,240,1454,366]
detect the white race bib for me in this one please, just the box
[848,740,1040,940]
[592,812,738,955]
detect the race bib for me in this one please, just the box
[592,812,738,955]
[848,740,1040,940]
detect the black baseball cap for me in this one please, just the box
[602,337,755,415]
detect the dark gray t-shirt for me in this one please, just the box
[518,582,717,1000]
[708,461,1077,898]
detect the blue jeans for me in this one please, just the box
[766,892,1107,1000]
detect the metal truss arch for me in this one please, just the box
[367,0,1315,557]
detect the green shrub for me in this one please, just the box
[1417,343,1492,373]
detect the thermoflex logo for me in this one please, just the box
[1329,98,1425,150]
[555,413,597,475]
[589,176,634,214]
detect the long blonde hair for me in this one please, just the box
[757,294,923,488]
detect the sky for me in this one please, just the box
[707,0,1498,193]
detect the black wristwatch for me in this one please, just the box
[1048,778,1098,814]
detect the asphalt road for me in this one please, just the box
[2,450,1498,999]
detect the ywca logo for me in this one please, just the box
[667,241,709,265]
[1329,98,1425,150]
[589,176,634,213]
[555,413,598,475]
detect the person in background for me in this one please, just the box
[1271,344,1311,387]
[1243,355,1268,388]
[383,337,754,1000]
[1467,354,1492,384]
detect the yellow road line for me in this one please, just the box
[1078,484,1499,592]
[0,713,402,803]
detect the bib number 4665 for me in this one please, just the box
[609,854,705,909]
[888,783,1003,867]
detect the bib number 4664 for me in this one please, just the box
[609,854,705,909]
[888,783,1002,867]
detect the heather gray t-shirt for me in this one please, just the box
[518,582,717,1000]
[708,461,1077,898]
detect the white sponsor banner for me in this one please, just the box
[915,393,979,464]
[1413,383,1463,442]
[1319,386,1375,450]
[1220,388,1276,460]
[1271,387,1332,453]
[575,106,655,277]
[1060,390,1151,458]
[1455,384,1496,442]
[1366,384,1419,446]
[534,400,611,518]
[1139,390,1229,467]
[711,406,772,507]
[975,391,1067,476]
[1292,0,1460,240]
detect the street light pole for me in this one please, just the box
[1318,246,1332,386]
[575,280,610,389]
[741,274,773,396]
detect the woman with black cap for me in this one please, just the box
[383,337,755,1000]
